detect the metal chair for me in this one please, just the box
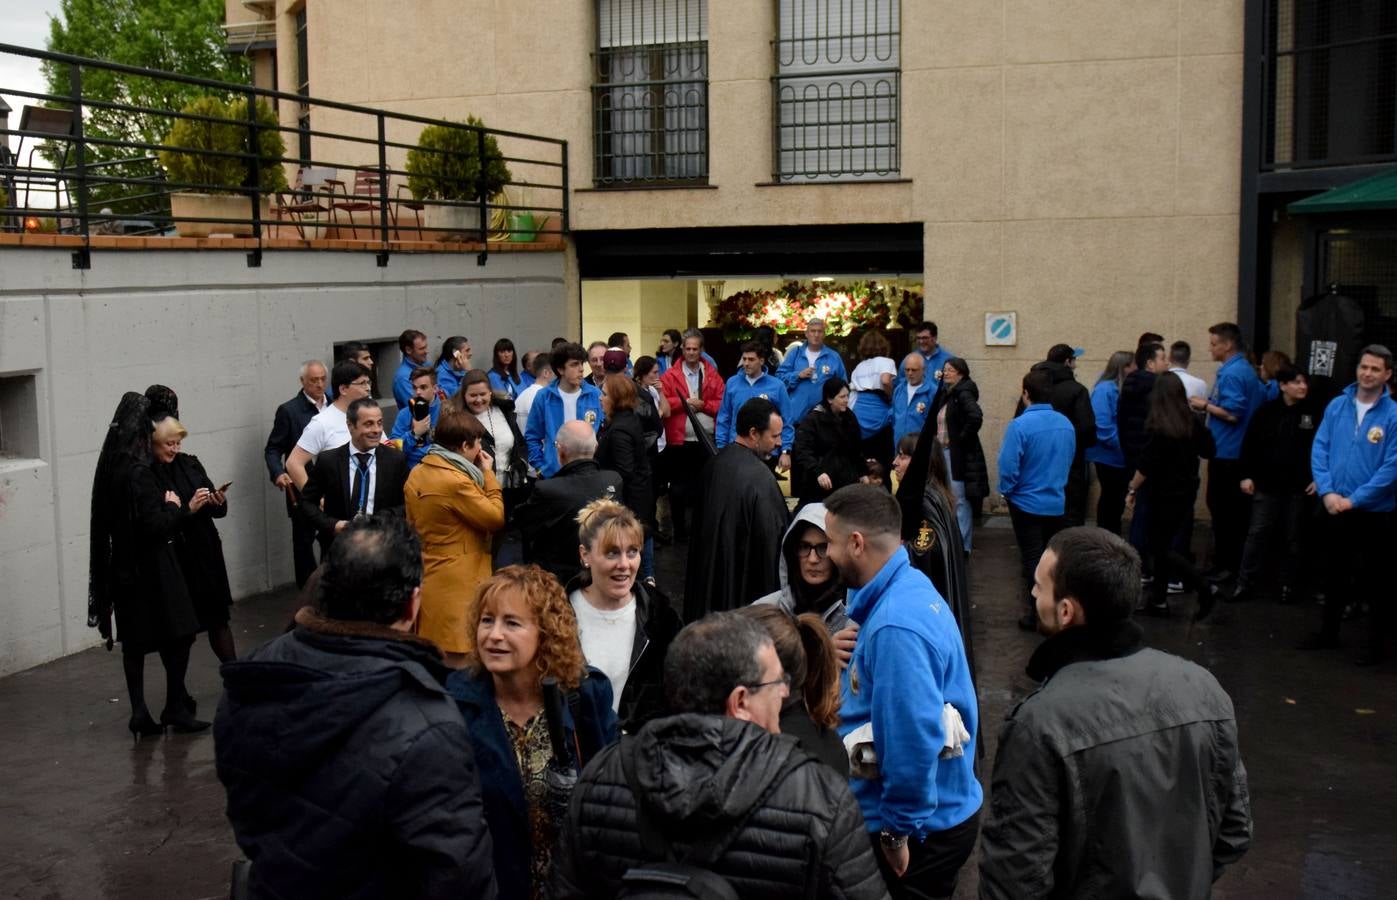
[272,166,334,239]
[326,168,383,239]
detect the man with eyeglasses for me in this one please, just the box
[552,611,888,899]
[824,484,981,899]
[285,361,375,493]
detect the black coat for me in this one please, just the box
[156,453,232,629]
[106,457,201,652]
[551,714,888,899]
[264,392,322,515]
[791,404,866,504]
[564,572,682,732]
[929,378,990,500]
[215,608,497,900]
[1022,360,1096,457]
[298,443,408,539]
[596,409,655,528]
[515,459,623,585]
[1138,418,1217,501]
[1240,395,1325,493]
[1117,370,1157,470]
[778,700,849,776]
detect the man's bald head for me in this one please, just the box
[556,420,598,465]
[902,353,925,385]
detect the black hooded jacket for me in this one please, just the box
[551,714,889,899]
[1025,360,1096,458]
[214,608,497,900]
[1117,370,1157,470]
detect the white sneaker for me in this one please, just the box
[1167,581,1185,594]
[1140,574,1155,585]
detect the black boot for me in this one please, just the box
[159,705,211,734]
[128,708,163,742]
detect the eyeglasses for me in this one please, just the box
[797,541,829,560]
[350,379,372,388]
[745,673,791,692]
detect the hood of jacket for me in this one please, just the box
[1031,359,1078,386]
[756,503,846,616]
[629,713,805,826]
[217,607,452,781]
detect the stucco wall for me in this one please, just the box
[0,246,566,675]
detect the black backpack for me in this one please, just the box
[615,740,814,899]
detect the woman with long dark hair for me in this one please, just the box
[655,328,683,374]
[1087,350,1136,535]
[791,377,866,507]
[488,337,529,399]
[434,335,472,401]
[1128,372,1219,619]
[455,369,531,521]
[926,357,988,552]
[88,393,207,738]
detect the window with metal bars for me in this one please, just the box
[773,0,900,182]
[1321,229,1397,351]
[592,0,708,187]
[1265,0,1397,170]
[296,8,311,163]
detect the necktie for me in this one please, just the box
[351,452,371,514]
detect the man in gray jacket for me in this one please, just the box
[979,527,1251,899]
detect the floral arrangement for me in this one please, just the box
[711,281,923,339]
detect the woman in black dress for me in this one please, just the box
[150,417,236,667]
[791,377,867,507]
[88,393,208,739]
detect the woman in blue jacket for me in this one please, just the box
[446,565,618,900]
[1087,350,1135,535]
[488,337,530,399]
[434,335,471,401]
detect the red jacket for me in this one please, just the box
[659,359,724,446]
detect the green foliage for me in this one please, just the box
[159,95,288,193]
[405,117,512,202]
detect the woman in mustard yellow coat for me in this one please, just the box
[405,408,505,666]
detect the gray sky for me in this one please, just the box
[2,0,63,120]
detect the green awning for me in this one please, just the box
[1288,168,1397,214]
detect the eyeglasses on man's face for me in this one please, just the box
[746,672,792,692]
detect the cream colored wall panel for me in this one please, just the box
[906,67,1004,222]
[1178,54,1244,216]
[924,222,1004,336]
[495,1,593,93]
[904,0,1004,70]
[709,0,775,82]
[707,78,774,189]
[1006,0,1177,63]
[1172,215,1241,333]
[1180,0,1246,57]
[1005,59,1178,220]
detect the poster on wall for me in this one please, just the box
[985,312,1017,346]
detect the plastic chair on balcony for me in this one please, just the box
[273,166,333,239]
[326,168,384,240]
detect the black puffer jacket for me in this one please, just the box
[596,408,655,527]
[1026,360,1096,457]
[1117,369,1157,470]
[929,378,990,499]
[552,714,889,899]
[792,404,867,504]
[215,608,497,900]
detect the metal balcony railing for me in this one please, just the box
[0,42,569,268]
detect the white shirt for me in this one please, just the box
[515,383,544,433]
[1170,367,1209,402]
[647,384,668,451]
[478,405,514,475]
[560,384,581,422]
[570,590,637,712]
[303,391,327,412]
[347,444,378,515]
[1356,397,1377,427]
[682,362,711,442]
[296,404,349,456]
[849,357,895,408]
[805,345,821,369]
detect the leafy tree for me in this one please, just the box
[42,0,251,214]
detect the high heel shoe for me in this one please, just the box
[159,706,211,734]
[129,711,163,742]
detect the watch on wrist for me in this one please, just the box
[879,829,908,849]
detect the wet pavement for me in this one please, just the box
[0,524,1393,899]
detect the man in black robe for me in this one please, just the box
[684,398,790,621]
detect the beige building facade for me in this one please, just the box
[227,0,1247,481]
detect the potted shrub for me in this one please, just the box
[159,95,287,237]
[405,116,511,235]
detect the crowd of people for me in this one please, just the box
[87,311,1397,898]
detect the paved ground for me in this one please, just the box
[0,523,1393,899]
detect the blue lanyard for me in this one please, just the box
[356,455,371,513]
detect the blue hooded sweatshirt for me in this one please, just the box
[1311,383,1397,512]
[838,551,981,837]
[998,403,1076,516]
[524,381,604,477]
[776,342,848,423]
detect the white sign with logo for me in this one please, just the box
[985,312,1018,346]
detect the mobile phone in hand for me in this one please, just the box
[217,481,233,493]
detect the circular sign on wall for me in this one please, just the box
[985,312,1017,346]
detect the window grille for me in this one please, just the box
[1265,0,1397,170]
[1321,230,1397,351]
[774,0,900,182]
[592,0,709,186]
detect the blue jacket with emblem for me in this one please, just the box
[838,551,981,838]
[892,377,936,445]
[777,342,848,423]
[715,372,794,451]
[524,382,604,477]
[1311,383,1397,512]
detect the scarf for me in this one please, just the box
[427,444,486,489]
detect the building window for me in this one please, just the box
[296,7,311,164]
[774,0,900,182]
[592,0,708,187]
[1265,0,1397,170]
[0,373,40,461]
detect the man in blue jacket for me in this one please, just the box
[777,317,848,424]
[825,484,981,899]
[1000,368,1076,631]
[892,352,935,445]
[389,366,440,470]
[1302,345,1397,665]
[898,321,953,383]
[392,328,430,409]
[716,340,793,470]
[1190,322,1265,579]
[525,341,604,477]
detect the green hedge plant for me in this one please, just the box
[159,95,287,194]
[406,116,511,202]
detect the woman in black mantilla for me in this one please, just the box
[88,393,208,739]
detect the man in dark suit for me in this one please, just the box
[265,360,330,587]
[300,399,408,545]
[515,420,622,585]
